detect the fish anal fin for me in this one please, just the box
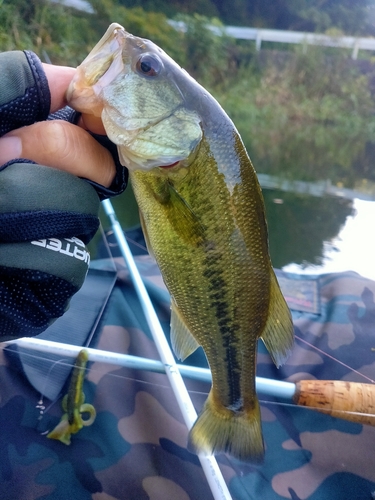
[261,271,294,368]
[188,391,264,463]
[170,300,200,361]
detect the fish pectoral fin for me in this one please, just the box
[170,300,200,361]
[261,271,294,368]
[139,184,205,256]
[167,183,205,247]
[139,210,156,260]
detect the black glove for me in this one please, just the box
[0,50,127,340]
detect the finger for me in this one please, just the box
[43,63,106,135]
[0,121,116,187]
[42,64,76,113]
[79,113,107,135]
[42,65,107,135]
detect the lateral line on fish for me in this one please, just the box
[203,248,243,409]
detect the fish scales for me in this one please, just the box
[131,134,269,410]
[67,23,294,463]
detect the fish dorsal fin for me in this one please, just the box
[260,271,294,368]
[170,299,200,361]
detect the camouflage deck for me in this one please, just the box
[1,252,375,499]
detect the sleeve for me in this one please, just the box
[0,50,50,136]
[0,51,124,339]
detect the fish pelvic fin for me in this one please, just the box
[261,271,294,368]
[170,300,200,361]
[188,392,264,464]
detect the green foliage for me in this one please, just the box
[214,46,375,187]
[0,0,374,190]
[87,0,184,62]
[0,0,99,64]
[289,0,372,35]
[118,0,375,36]
[0,0,183,65]
[117,0,220,20]
[173,14,236,86]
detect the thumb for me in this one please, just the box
[0,120,116,187]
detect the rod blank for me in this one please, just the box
[7,337,296,400]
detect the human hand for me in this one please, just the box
[0,63,116,188]
[0,50,126,340]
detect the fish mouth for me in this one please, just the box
[66,24,127,115]
[87,24,127,89]
[69,23,203,172]
[159,161,180,169]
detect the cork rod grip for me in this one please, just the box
[294,380,375,426]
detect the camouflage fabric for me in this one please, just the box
[1,250,375,499]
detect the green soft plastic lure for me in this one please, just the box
[47,349,96,445]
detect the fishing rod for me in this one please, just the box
[7,336,375,426]
[100,199,375,428]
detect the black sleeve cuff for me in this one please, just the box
[83,134,128,200]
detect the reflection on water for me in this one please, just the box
[263,184,375,281]
[104,174,375,281]
[263,187,354,269]
[281,198,375,281]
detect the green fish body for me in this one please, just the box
[67,24,294,462]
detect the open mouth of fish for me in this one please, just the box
[67,23,203,172]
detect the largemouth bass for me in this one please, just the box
[67,23,294,463]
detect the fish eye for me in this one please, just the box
[136,54,162,77]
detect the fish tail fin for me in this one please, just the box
[188,391,264,463]
[261,271,294,368]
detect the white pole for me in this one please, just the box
[7,337,296,400]
[101,199,232,500]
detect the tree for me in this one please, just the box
[287,0,374,35]
[116,0,375,36]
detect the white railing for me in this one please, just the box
[169,21,375,60]
[56,1,375,60]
